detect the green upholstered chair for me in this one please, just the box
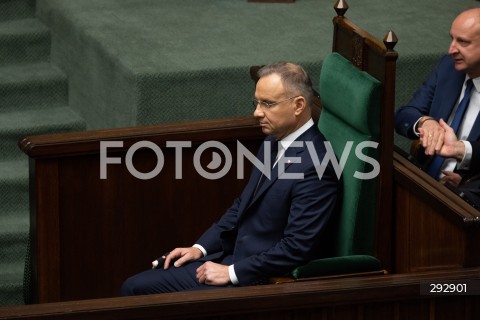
[289,52,385,280]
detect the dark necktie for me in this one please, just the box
[254,141,279,195]
[427,79,474,178]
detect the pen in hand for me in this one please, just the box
[152,252,170,269]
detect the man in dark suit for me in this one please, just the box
[120,62,341,295]
[395,8,480,185]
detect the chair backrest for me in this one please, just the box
[318,52,382,257]
[323,4,398,270]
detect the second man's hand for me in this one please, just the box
[418,116,445,156]
[196,261,230,286]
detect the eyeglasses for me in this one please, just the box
[252,95,299,109]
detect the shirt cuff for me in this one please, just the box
[192,244,207,257]
[413,117,422,137]
[228,265,239,285]
[457,140,472,170]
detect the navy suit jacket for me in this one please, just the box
[195,125,341,285]
[395,54,480,142]
[468,141,480,177]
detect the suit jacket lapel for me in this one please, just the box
[246,126,318,206]
[258,147,302,191]
[468,115,480,141]
[442,74,480,141]
[236,136,275,213]
[436,73,465,121]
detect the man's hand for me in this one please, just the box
[420,119,464,186]
[153,247,203,270]
[418,116,445,156]
[439,170,463,186]
[196,261,230,286]
[436,118,465,161]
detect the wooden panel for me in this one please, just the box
[393,151,480,273]
[21,117,265,303]
[55,141,259,301]
[29,159,61,303]
[1,268,479,320]
[395,183,465,271]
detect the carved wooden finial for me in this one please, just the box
[383,30,398,50]
[334,0,349,17]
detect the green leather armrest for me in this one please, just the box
[291,255,382,279]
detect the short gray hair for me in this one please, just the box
[257,61,315,106]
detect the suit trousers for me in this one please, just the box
[120,256,233,295]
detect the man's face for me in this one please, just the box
[449,10,480,78]
[253,73,299,140]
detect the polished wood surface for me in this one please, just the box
[393,151,480,273]
[1,268,479,320]
[20,116,261,158]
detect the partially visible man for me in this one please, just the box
[423,119,480,208]
[395,8,480,185]
[120,62,341,295]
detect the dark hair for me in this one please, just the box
[257,61,315,106]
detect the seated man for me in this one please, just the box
[120,61,342,295]
[395,8,480,184]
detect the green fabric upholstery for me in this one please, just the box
[292,52,383,278]
[291,255,382,278]
[319,52,382,256]
[319,53,381,137]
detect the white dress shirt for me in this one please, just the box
[442,76,480,175]
[413,76,480,177]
